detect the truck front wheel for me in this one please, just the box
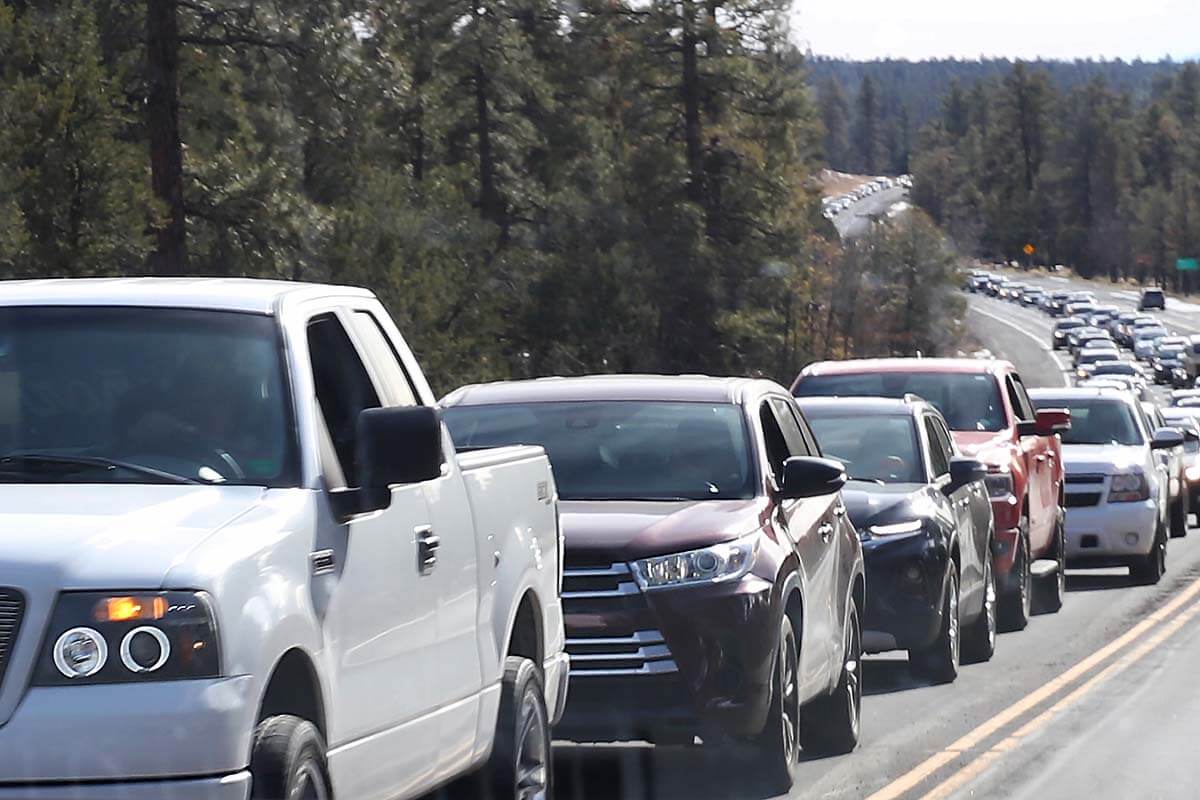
[999,518,1032,632]
[488,656,552,800]
[250,715,332,800]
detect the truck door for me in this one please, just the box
[1005,375,1051,554]
[306,312,441,800]
[343,308,483,773]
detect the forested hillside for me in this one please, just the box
[0,1,965,390]
[810,57,1183,176]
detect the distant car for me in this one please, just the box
[1143,402,1190,538]
[1073,336,1117,361]
[1077,377,1154,403]
[1089,361,1146,383]
[1139,287,1167,311]
[1122,317,1161,348]
[1152,344,1189,385]
[1048,291,1074,316]
[1181,335,1200,380]
[1052,318,1086,350]
[1068,326,1107,355]
[1108,311,1140,336]
[1133,327,1170,360]
[1064,302,1096,319]
[1075,350,1123,381]
[1170,389,1200,406]
[1087,306,1120,327]
[1030,388,1181,584]
[1021,288,1046,306]
[797,397,995,681]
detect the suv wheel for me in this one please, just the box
[911,565,960,683]
[250,716,332,800]
[962,553,997,663]
[756,613,801,793]
[1033,512,1066,614]
[1132,521,1167,585]
[999,519,1032,632]
[799,599,862,756]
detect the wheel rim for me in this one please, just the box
[948,575,960,668]
[1019,533,1031,617]
[780,630,800,766]
[516,689,549,800]
[845,613,862,737]
[984,559,997,649]
[1158,532,1167,574]
[1057,528,1067,599]
[292,759,329,800]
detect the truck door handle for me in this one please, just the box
[834,505,847,518]
[818,523,834,543]
[416,526,439,575]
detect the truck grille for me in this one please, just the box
[0,590,24,688]
[566,629,679,676]
[1065,492,1103,508]
[563,564,677,677]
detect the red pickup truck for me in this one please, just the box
[793,359,1070,630]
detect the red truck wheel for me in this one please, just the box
[999,520,1032,632]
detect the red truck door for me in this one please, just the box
[1003,373,1055,556]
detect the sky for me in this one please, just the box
[792,0,1200,61]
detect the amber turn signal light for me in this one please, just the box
[94,596,167,623]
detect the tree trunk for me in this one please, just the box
[146,0,187,274]
[475,60,506,242]
[680,3,704,206]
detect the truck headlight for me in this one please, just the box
[35,592,220,685]
[631,535,758,590]
[1109,473,1150,503]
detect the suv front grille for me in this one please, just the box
[1066,492,1103,508]
[1066,473,1107,485]
[566,629,679,676]
[0,589,24,688]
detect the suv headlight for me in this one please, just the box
[34,592,220,685]
[868,519,924,536]
[1109,472,1150,503]
[631,535,758,590]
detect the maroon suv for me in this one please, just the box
[442,375,865,791]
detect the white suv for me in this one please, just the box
[1030,388,1182,584]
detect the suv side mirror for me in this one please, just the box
[780,457,847,499]
[331,406,444,520]
[1151,427,1185,450]
[946,457,987,493]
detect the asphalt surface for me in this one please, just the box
[544,288,1200,800]
[832,186,910,239]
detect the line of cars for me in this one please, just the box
[822,174,912,219]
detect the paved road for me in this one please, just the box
[833,186,910,239]
[549,298,1200,800]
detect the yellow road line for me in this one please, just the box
[920,598,1200,800]
[865,574,1200,800]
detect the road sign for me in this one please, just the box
[1178,258,1199,272]
[1023,243,1036,257]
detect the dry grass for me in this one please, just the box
[817,168,873,198]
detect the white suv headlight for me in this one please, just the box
[631,535,759,590]
[1109,472,1150,503]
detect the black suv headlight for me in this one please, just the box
[34,592,220,685]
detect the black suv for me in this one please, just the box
[1140,287,1166,311]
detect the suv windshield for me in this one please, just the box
[443,401,754,501]
[1033,398,1143,446]
[0,307,297,486]
[804,412,923,484]
[795,372,1005,432]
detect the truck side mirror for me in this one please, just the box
[331,406,444,521]
[780,457,847,499]
[1034,408,1071,437]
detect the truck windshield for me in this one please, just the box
[795,372,1006,432]
[443,401,755,501]
[0,306,298,486]
[1033,398,1143,446]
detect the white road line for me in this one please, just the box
[967,302,1069,387]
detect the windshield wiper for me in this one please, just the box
[0,454,201,485]
[848,475,886,485]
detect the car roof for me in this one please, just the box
[0,277,373,314]
[1029,387,1134,403]
[441,374,783,407]
[798,358,1014,377]
[794,395,935,418]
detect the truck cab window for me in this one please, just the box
[349,311,420,408]
[307,314,381,484]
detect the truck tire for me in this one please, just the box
[1132,521,1167,585]
[799,599,862,756]
[754,613,802,793]
[911,566,960,683]
[250,715,332,800]
[485,656,552,800]
[999,519,1032,632]
[1170,491,1188,539]
[1033,513,1066,614]
[961,554,997,664]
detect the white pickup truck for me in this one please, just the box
[0,279,567,800]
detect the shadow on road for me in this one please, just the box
[1066,571,1135,593]
[862,656,930,696]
